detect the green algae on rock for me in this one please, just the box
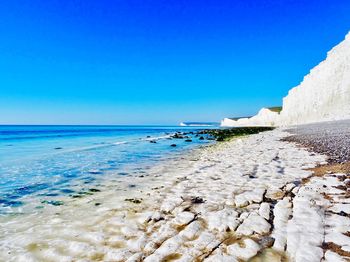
[199,126,275,141]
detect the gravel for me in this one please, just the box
[283,119,350,164]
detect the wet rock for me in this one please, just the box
[338,211,348,217]
[170,144,177,147]
[88,170,103,175]
[71,194,84,198]
[185,139,192,142]
[89,188,101,192]
[172,133,184,139]
[41,200,64,206]
[125,198,142,204]
[151,212,164,222]
[78,191,93,196]
[61,188,74,194]
[190,196,205,204]
[259,236,275,248]
[200,126,275,141]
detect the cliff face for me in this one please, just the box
[221,32,350,127]
[280,32,350,125]
[221,108,280,127]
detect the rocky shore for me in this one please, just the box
[1,126,349,262]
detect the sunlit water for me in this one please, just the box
[0,125,214,215]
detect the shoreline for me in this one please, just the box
[0,126,271,216]
[1,127,349,261]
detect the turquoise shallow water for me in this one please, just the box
[0,125,215,214]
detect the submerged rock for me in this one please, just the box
[125,198,142,204]
[71,194,83,198]
[88,170,103,175]
[172,133,184,139]
[41,200,64,206]
[89,188,101,192]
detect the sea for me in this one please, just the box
[0,125,216,215]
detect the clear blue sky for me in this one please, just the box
[1,0,349,125]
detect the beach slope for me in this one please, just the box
[3,126,349,261]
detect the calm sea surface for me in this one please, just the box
[0,125,215,215]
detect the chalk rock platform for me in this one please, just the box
[3,129,350,262]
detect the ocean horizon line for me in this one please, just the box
[0,123,222,128]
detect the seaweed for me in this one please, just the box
[198,126,275,141]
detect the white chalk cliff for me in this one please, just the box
[221,108,280,127]
[280,32,350,125]
[221,31,350,127]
